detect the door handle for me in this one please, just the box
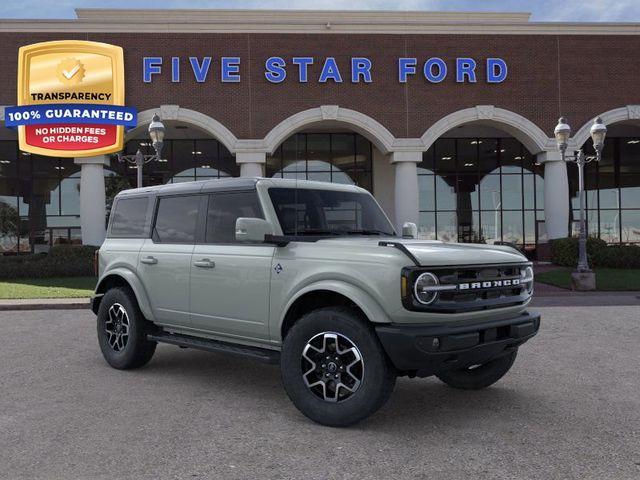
[193,259,215,268]
[140,256,158,265]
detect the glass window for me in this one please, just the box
[434,139,456,176]
[620,174,640,209]
[418,211,436,240]
[154,195,200,244]
[500,138,523,174]
[418,175,435,211]
[265,133,373,191]
[599,210,620,244]
[205,191,263,243]
[502,211,524,244]
[268,187,394,236]
[436,211,457,242]
[0,141,18,177]
[621,210,640,243]
[172,140,196,178]
[502,175,523,210]
[110,197,149,237]
[307,134,331,172]
[478,139,499,174]
[435,175,456,210]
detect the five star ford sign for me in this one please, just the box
[4,40,137,157]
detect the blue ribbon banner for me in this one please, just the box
[4,104,137,128]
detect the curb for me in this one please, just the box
[0,298,90,311]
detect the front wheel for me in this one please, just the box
[97,287,157,370]
[436,350,518,390]
[280,307,396,427]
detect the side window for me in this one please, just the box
[206,191,263,243]
[109,197,149,237]
[153,195,201,244]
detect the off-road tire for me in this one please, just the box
[280,306,396,427]
[97,287,157,370]
[436,350,518,390]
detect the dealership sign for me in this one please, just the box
[142,56,508,84]
[5,40,136,157]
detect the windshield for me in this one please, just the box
[268,187,396,236]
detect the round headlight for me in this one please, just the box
[521,266,534,294]
[414,272,440,305]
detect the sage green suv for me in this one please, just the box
[92,177,539,427]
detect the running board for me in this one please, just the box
[147,332,280,364]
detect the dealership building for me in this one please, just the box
[0,8,639,254]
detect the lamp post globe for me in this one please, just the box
[148,113,166,158]
[590,116,607,154]
[554,117,571,155]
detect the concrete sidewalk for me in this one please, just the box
[0,297,90,311]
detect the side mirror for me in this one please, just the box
[235,217,272,243]
[402,222,418,239]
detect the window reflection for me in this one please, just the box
[568,137,640,244]
[418,137,543,248]
[266,133,373,192]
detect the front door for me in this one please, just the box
[138,194,202,328]
[189,191,274,341]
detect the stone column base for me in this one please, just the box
[571,271,596,291]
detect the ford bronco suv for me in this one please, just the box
[92,177,539,427]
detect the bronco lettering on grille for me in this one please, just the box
[458,278,521,290]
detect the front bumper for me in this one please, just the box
[375,311,540,377]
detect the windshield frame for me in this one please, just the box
[267,186,396,237]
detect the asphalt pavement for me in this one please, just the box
[1,307,638,480]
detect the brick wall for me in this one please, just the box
[0,32,638,141]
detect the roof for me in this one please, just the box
[116,177,367,198]
[0,9,638,35]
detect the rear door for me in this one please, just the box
[138,194,203,328]
[189,190,274,340]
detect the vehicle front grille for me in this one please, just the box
[404,263,532,313]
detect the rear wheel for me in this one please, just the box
[280,306,396,427]
[436,350,518,390]
[97,287,156,370]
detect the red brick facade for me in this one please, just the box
[0,31,638,140]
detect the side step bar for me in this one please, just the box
[147,332,280,364]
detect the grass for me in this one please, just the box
[0,276,96,299]
[536,268,640,291]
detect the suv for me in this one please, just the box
[92,177,539,427]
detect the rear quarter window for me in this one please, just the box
[109,197,150,238]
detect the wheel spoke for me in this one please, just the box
[104,303,129,352]
[300,331,364,403]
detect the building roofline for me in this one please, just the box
[0,9,638,35]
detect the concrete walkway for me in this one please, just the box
[0,297,89,311]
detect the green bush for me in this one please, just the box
[550,237,640,268]
[0,245,98,279]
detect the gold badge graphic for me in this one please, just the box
[56,58,85,86]
[15,40,126,157]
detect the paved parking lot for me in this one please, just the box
[1,306,639,480]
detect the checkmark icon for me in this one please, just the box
[62,64,80,79]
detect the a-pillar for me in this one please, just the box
[538,151,569,239]
[237,151,266,177]
[391,151,421,234]
[74,155,109,246]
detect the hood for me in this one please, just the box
[315,237,527,266]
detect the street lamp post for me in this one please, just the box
[117,113,166,188]
[553,116,607,279]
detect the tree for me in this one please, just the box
[0,201,20,251]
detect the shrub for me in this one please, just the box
[0,245,98,279]
[550,237,640,269]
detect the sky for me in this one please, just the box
[0,0,639,22]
